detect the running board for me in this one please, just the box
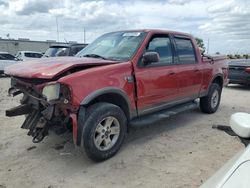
[130,101,199,128]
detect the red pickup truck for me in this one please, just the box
[5,29,228,161]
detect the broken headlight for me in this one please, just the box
[42,83,60,101]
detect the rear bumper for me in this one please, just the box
[229,75,250,84]
[229,79,250,85]
[228,72,250,84]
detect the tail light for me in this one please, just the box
[245,67,250,73]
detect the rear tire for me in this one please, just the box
[82,102,127,161]
[200,83,222,114]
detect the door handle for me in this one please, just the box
[194,69,200,72]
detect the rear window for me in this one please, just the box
[174,37,196,64]
[24,53,42,58]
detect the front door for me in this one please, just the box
[134,34,180,115]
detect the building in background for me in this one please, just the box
[0,38,81,55]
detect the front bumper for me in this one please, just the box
[6,77,78,143]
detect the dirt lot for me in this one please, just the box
[0,77,249,188]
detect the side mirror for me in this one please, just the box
[142,52,160,65]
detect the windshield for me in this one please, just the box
[44,47,69,57]
[0,53,15,60]
[77,31,146,61]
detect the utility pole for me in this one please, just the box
[56,17,59,42]
[83,27,86,44]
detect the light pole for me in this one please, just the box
[56,17,59,42]
[83,27,86,44]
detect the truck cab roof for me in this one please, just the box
[111,29,192,38]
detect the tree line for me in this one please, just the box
[195,38,249,59]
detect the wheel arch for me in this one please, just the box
[80,87,135,120]
[76,87,134,146]
[201,74,224,98]
[211,74,223,89]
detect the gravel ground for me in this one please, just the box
[0,77,248,188]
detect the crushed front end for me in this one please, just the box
[6,77,78,143]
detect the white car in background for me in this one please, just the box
[16,51,43,61]
[201,112,250,188]
[0,52,18,75]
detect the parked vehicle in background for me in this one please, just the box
[16,51,43,61]
[0,52,18,75]
[201,112,250,188]
[228,59,250,85]
[5,29,228,161]
[43,43,88,57]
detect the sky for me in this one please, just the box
[0,0,249,54]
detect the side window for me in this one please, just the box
[146,36,173,65]
[174,37,196,64]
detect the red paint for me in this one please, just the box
[59,62,137,110]
[245,67,250,73]
[4,56,116,79]
[5,29,228,142]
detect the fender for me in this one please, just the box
[76,87,136,146]
[80,87,135,117]
[202,73,224,97]
[81,87,132,109]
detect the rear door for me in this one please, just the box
[173,36,202,99]
[135,34,180,115]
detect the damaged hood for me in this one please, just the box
[4,57,117,79]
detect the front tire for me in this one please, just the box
[82,102,127,161]
[200,83,222,114]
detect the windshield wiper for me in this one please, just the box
[82,54,107,60]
